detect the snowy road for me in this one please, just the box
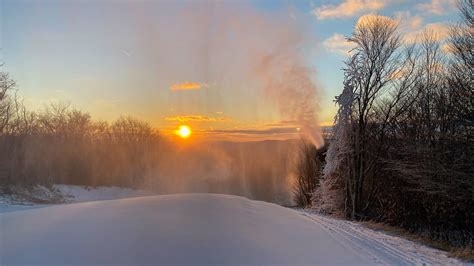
[0,194,466,265]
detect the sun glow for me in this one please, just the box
[176,125,192,138]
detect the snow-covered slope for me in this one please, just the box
[0,194,372,265]
[0,194,467,265]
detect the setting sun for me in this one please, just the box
[176,125,192,138]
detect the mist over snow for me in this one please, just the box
[140,139,299,206]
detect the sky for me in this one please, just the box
[0,0,460,141]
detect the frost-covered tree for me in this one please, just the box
[314,79,355,215]
[319,15,421,218]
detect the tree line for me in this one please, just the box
[0,80,161,188]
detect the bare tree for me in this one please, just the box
[293,141,322,207]
[111,116,156,186]
[447,0,473,139]
[0,71,17,134]
[341,16,402,218]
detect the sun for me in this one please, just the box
[176,125,191,138]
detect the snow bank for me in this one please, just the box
[1,194,372,265]
[0,185,63,213]
[54,184,155,203]
[299,210,465,265]
[0,185,155,213]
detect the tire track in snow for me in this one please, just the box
[301,213,417,265]
[298,211,465,265]
[301,213,388,265]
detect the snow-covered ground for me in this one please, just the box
[55,184,155,203]
[298,210,466,265]
[0,192,468,265]
[0,185,155,213]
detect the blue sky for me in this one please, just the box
[0,0,460,139]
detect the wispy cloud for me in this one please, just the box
[170,82,202,91]
[403,22,451,43]
[313,0,390,20]
[264,120,299,127]
[416,0,456,15]
[323,33,356,56]
[164,115,229,122]
[209,127,300,135]
[394,11,423,31]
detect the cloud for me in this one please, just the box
[391,11,450,44]
[355,14,397,28]
[394,11,423,31]
[403,22,451,43]
[164,115,229,122]
[323,33,356,55]
[203,121,302,141]
[416,0,456,15]
[210,127,300,135]
[313,0,389,20]
[170,82,202,91]
[190,120,331,142]
[264,120,299,127]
